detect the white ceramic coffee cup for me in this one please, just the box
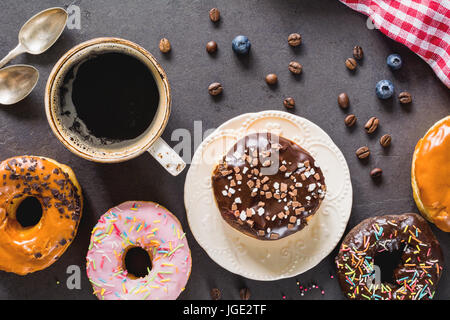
[45,37,185,176]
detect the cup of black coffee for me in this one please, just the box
[45,38,185,175]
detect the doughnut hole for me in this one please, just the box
[374,246,404,284]
[15,197,43,228]
[123,246,152,279]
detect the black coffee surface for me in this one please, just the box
[71,52,159,141]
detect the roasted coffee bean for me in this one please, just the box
[159,38,171,53]
[364,117,379,134]
[338,93,350,109]
[283,97,295,109]
[210,288,221,300]
[239,288,251,300]
[344,114,357,127]
[206,41,218,53]
[208,82,223,96]
[370,168,383,178]
[209,8,220,22]
[288,33,302,47]
[288,61,303,74]
[353,45,364,60]
[380,134,392,147]
[345,57,357,70]
[356,146,370,159]
[398,91,412,104]
[265,73,278,85]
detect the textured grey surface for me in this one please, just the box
[0,0,449,300]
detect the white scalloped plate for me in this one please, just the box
[184,111,353,281]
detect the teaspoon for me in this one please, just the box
[0,7,68,69]
[0,65,39,105]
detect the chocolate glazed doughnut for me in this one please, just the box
[0,156,83,275]
[212,132,326,240]
[336,213,444,300]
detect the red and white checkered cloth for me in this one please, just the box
[340,0,450,88]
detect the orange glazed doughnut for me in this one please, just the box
[0,156,83,275]
[412,116,450,232]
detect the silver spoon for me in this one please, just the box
[0,7,68,69]
[0,65,39,105]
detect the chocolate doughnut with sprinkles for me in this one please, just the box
[0,156,83,275]
[335,213,444,300]
[212,132,326,240]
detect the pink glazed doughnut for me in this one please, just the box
[86,201,192,300]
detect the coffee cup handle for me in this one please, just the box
[147,137,186,176]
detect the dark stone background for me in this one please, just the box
[0,0,449,300]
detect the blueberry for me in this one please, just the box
[232,35,251,55]
[387,54,402,70]
[376,80,394,99]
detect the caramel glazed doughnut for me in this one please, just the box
[412,116,450,232]
[335,213,444,300]
[0,156,83,275]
